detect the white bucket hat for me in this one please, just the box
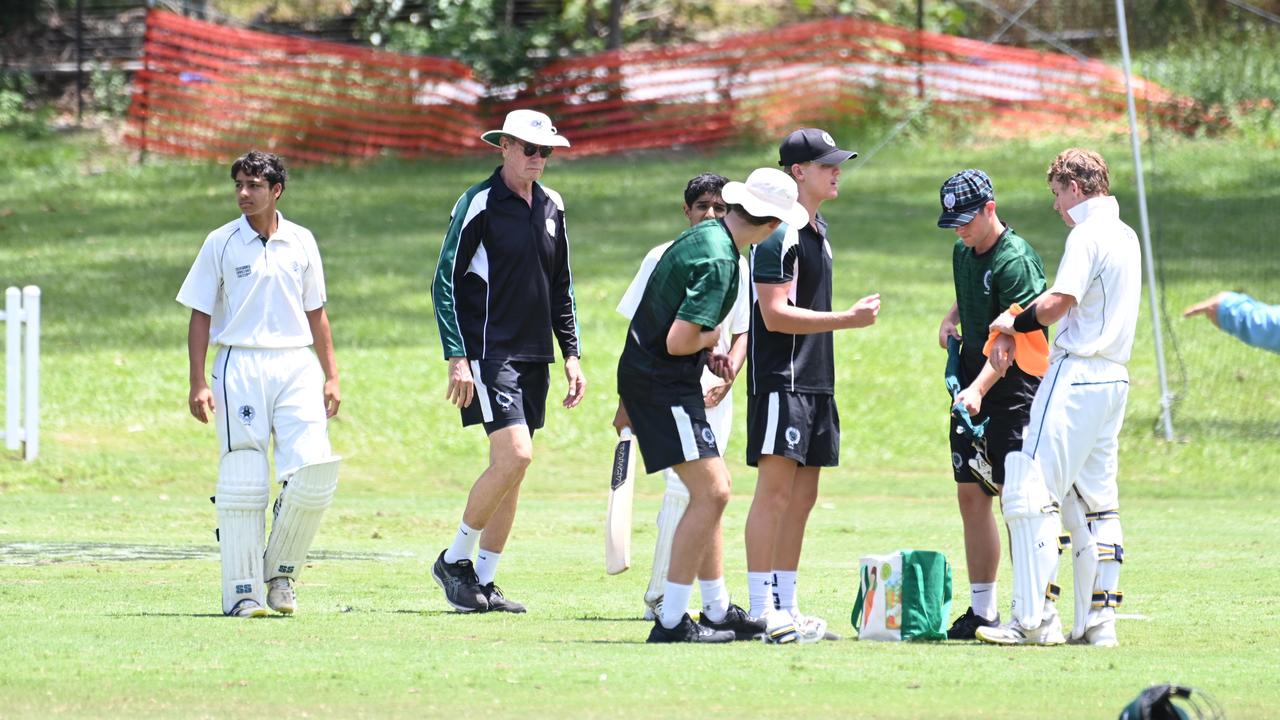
[720,168,808,227]
[481,109,571,149]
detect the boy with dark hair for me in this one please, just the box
[178,150,342,618]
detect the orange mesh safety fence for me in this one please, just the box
[128,10,1191,163]
[125,9,485,162]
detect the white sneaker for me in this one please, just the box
[1070,618,1118,647]
[790,612,840,643]
[758,611,798,645]
[267,577,296,615]
[642,596,662,621]
[227,598,268,618]
[975,609,1065,646]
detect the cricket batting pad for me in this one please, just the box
[644,469,690,607]
[263,457,341,581]
[1002,451,1061,631]
[1062,491,1097,640]
[216,449,270,614]
[1086,508,1124,634]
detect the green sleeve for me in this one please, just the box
[432,185,486,359]
[676,258,735,329]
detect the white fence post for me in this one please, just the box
[1,286,40,461]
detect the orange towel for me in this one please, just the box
[983,303,1050,377]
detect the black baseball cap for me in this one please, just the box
[778,128,858,167]
[937,169,995,228]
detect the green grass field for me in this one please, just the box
[1,128,1278,718]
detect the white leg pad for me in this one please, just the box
[1002,451,1062,630]
[645,469,690,606]
[1062,492,1097,640]
[1087,510,1124,632]
[264,456,340,581]
[217,450,270,614]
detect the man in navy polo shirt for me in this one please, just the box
[431,109,585,614]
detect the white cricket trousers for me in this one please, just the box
[1021,355,1129,511]
[212,346,331,480]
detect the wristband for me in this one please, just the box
[1011,304,1047,333]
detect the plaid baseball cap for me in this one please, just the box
[937,169,994,228]
[778,128,857,167]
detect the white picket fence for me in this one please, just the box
[1,286,40,461]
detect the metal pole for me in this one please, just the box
[23,286,40,460]
[916,0,925,99]
[76,0,85,125]
[5,288,19,452]
[1114,0,1175,441]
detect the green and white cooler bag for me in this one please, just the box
[850,550,952,641]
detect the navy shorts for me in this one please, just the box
[619,394,720,475]
[949,399,1031,496]
[746,391,840,468]
[461,359,549,435]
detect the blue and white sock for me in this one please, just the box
[773,570,798,614]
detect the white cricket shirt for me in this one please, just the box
[176,212,327,349]
[1048,195,1142,365]
[617,240,750,392]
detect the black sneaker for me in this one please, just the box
[698,603,767,641]
[431,550,489,613]
[482,582,526,614]
[646,614,735,644]
[948,606,999,640]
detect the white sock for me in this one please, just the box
[443,521,480,564]
[773,570,798,614]
[747,572,773,619]
[971,582,997,621]
[699,577,729,623]
[475,549,501,586]
[661,581,693,629]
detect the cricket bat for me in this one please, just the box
[605,427,637,575]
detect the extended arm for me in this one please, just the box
[756,282,880,334]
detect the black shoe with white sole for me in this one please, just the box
[431,550,489,613]
[482,582,526,614]
[698,603,767,641]
[948,606,999,640]
[646,614,735,644]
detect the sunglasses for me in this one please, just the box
[512,139,553,158]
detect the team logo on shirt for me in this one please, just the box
[495,391,515,411]
[784,427,801,449]
[235,265,252,278]
[545,218,557,236]
[700,427,716,446]
[982,270,993,295]
[951,452,963,470]
[291,260,302,274]
[238,405,256,425]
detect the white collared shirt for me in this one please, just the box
[1049,195,1142,364]
[176,212,326,349]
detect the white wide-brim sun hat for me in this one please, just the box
[481,109,571,149]
[720,168,808,227]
